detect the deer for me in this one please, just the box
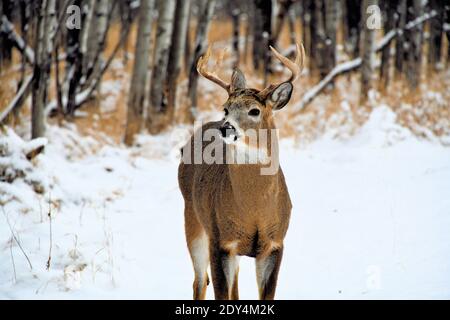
[178,43,305,300]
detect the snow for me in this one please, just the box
[1,106,450,299]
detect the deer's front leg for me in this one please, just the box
[256,245,284,300]
[210,244,239,300]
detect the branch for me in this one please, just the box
[0,75,33,124]
[0,15,35,64]
[45,24,131,115]
[293,10,438,113]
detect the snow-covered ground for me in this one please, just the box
[1,106,450,299]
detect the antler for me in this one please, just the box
[258,43,305,97]
[196,46,230,93]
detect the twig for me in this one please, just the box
[46,195,53,270]
[2,208,33,271]
[0,75,33,124]
[0,15,35,64]
[10,235,17,284]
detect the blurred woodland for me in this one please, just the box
[1,0,449,145]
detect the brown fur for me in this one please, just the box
[179,44,303,300]
[179,88,293,300]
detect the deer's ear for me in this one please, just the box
[267,82,293,110]
[230,68,246,92]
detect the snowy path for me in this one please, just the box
[1,107,450,299]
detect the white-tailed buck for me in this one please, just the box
[178,44,305,300]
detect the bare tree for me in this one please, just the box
[124,0,155,146]
[406,0,424,89]
[229,0,241,67]
[312,0,326,77]
[65,0,83,116]
[83,0,111,89]
[360,0,376,105]
[187,0,216,121]
[252,0,272,84]
[243,0,254,65]
[427,0,443,71]
[146,0,176,134]
[300,0,313,65]
[273,0,295,47]
[166,0,191,123]
[0,0,14,69]
[343,0,362,58]
[394,0,407,77]
[324,0,337,76]
[32,0,56,138]
[380,0,396,88]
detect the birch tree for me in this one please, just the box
[124,0,155,145]
[252,0,272,83]
[360,0,376,106]
[147,0,176,134]
[301,0,313,65]
[0,0,13,68]
[324,0,337,76]
[406,0,424,89]
[428,0,443,71]
[313,0,326,77]
[394,0,407,76]
[32,0,56,138]
[65,0,83,116]
[83,0,110,88]
[166,0,191,122]
[187,0,216,121]
[343,0,362,58]
[229,0,241,67]
[380,0,396,88]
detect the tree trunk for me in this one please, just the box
[287,3,297,46]
[360,0,376,106]
[32,0,56,138]
[18,0,30,89]
[394,0,407,77]
[146,0,176,134]
[313,0,327,78]
[124,0,155,145]
[343,0,361,58]
[230,0,241,67]
[252,0,272,85]
[187,0,216,121]
[406,0,424,89]
[183,2,192,75]
[273,0,294,47]
[166,0,191,124]
[243,0,254,65]
[427,0,444,70]
[300,0,312,66]
[83,0,110,88]
[65,0,83,116]
[324,0,337,75]
[380,0,396,88]
[0,0,14,68]
[119,0,134,66]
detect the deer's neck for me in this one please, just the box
[226,128,280,209]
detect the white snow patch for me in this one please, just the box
[1,105,450,299]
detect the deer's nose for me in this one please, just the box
[220,122,236,138]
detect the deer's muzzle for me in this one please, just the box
[220,122,238,141]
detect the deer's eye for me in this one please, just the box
[224,108,229,116]
[248,109,260,116]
